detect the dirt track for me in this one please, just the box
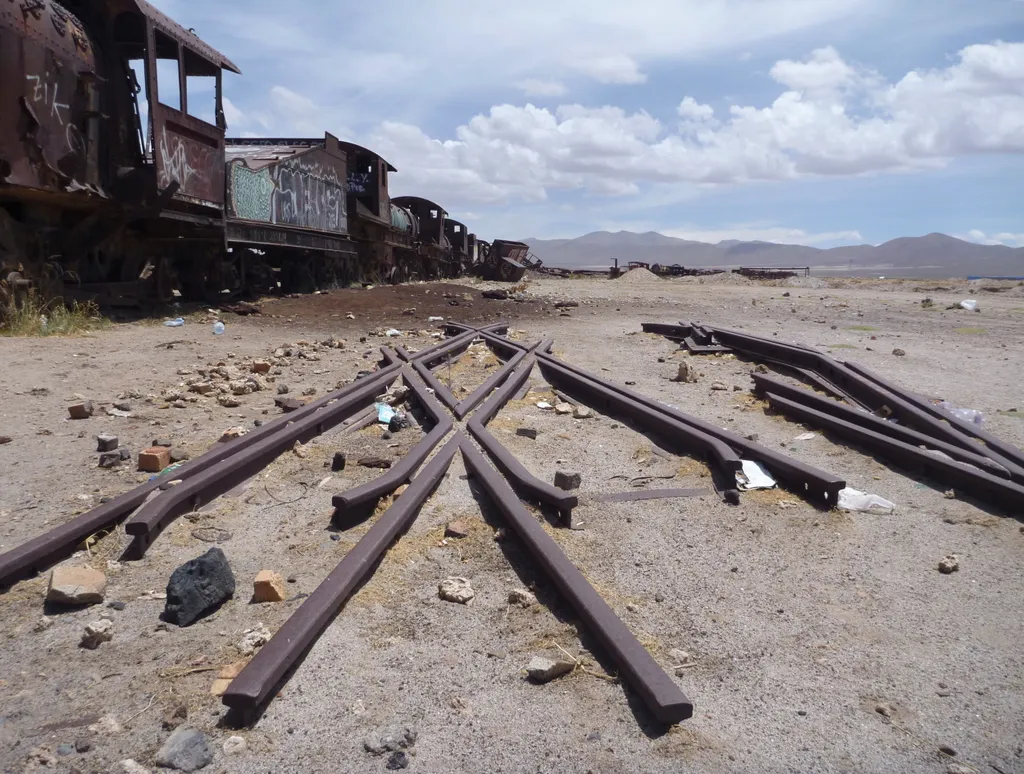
[1,273,1022,774]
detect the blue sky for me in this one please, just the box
[154,0,1023,247]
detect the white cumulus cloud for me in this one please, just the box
[962,229,1024,247]
[568,53,648,84]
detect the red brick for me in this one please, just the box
[138,446,171,473]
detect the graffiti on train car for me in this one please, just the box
[228,151,347,235]
[156,126,220,203]
[347,169,371,194]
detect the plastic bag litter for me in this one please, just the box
[736,460,776,490]
[375,402,396,424]
[794,432,817,441]
[959,299,979,312]
[163,317,185,327]
[428,316,444,322]
[385,328,402,337]
[837,487,895,514]
[938,400,984,427]
[536,401,553,410]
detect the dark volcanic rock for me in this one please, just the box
[163,547,235,627]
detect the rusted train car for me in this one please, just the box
[0,0,495,310]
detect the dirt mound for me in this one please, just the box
[617,267,661,283]
[675,271,755,286]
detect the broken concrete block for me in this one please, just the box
[515,427,538,439]
[438,577,474,604]
[138,446,171,473]
[553,470,581,491]
[444,521,470,539]
[251,360,271,374]
[47,566,107,606]
[68,401,94,419]
[252,570,287,603]
[96,434,118,452]
[80,619,113,649]
[98,451,122,469]
[526,656,574,683]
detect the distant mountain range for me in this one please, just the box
[522,231,1024,278]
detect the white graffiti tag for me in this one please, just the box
[157,127,196,189]
[25,73,71,127]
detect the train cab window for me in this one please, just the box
[430,209,438,219]
[154,31,181,111]
[454,225,462,233]
[184,49,218,125]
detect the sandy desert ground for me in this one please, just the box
[1,272,1022,774]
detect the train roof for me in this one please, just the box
[128,0,241,73]
[391,196,448,217]
[337,141,397,173]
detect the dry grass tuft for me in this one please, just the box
[1,290,107,337]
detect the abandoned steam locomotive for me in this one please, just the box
[0,0,532,308]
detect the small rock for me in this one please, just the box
[554,402,573,415]
[154,727,213,772]
[626,603,639,612]
[515,427,538,439]
[27,748,58,767]
[138,446,171,473]
[386,751,410,770]
[331,452,347,472]
[938,554,960,574]
[508,588,536,607]
[358,456,392,469]
[238,622,271,656]
[118,447,132,460]
[276,383,290,395]
[711,381,727,391]
[56,743,75,756]
[121,760,150,774]
[724,488,741,505]
[732,385,743,391]
[74,739,92,753]
[47,566,106,606]
[553,470,581,491]
[169,448,190,463]
[754,364,769,374]
[274,397,305,413]
[80,619,114,649]
[219,426,248,441]
[217,395,241,408]
[493,528,507,542]
[669,648,691,666]
[98,451,122,469]
[744,433,759,442]
[445,521,470,539]
[946,765,972,774]
[526,656,574,683]
[33,616,54,632]
[163,547,235,627]
[252,570,288,603]
[939,745,958,757]
[0,435,11,444]
[162,704,188,730]
[113,400,132,412]
[892,348,906,357]
[438,576,474,604]
[68,401,95,420]
[88,714,123,734]
[672,361,698,383]
[572,405,593,419]
[153,437,172,447]
[292,440,308,458]
[302,387,317,397]
[96,434,118,452]
[251,360,271,374]
[943,489,956,499]
[222,736,247,756]
[875,702,895,717]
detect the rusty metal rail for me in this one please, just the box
[331,368,452,515]
[0,359,404,587]
[460,438,693,724]
[764,392,1024,510]
[466,354,580,521]
[752,374,1010,477]
[456,325,844,508]
[221,435,462,716]
[124,367,401,554]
